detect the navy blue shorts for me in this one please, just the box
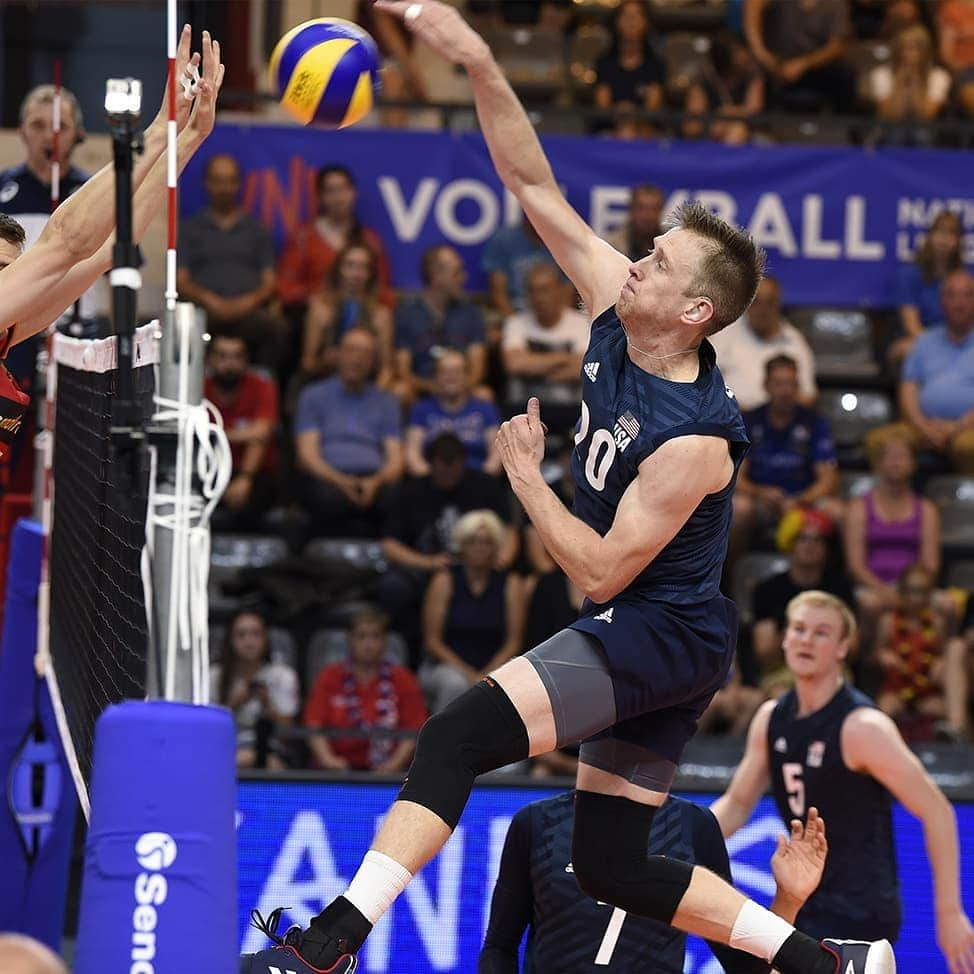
[569,593,738,764]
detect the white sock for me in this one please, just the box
[728,900,795,963]
[343,851,413,925]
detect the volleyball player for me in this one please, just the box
[242,4,893,972]
[713,591,974,974]
[0,26,223,457]
[480,795,827,973]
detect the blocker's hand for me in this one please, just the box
[497,397,546,487]
[938,907,974,974]
[186,30,225,144]
[374,0,490,68]
[150,25,200,133]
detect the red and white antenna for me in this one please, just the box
[165,0,178,313]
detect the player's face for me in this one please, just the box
[349,622,387,666]
[0,239,22,270]
[617,227,703,330]
[20,101,80,177]
[783,604,848,677]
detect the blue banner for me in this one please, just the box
[237,779,973,973]
[182,126,974,308]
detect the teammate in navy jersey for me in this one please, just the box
[480,793,828,974]
[0,29,223,459]
[240,4,893,974]
[714,591,974,974]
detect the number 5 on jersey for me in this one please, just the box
[782,761,805,818]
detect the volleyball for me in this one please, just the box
[269,18,381,128]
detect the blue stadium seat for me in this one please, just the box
[305,628,408,687]
[733,552,790,627]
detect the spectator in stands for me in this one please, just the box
[303,607,427,772]
[295,327,403,537]
[864,25,952,145]
[898,268,974,473]
[501,262,588,433]
[731,355,839,563]
[300,243,394,388]
[710,276,817,411]
[394,244,488,402]
[205,334,279,532]
[893,210,965,363]
[211,610,300,770]
[379,432,517,652]
[750,510,855,676]
[482,219,558,317]
[0,934,67,974]
[405,350,502,476]
[875,564,968,741]
[420,509,526,712]
[937,0,974,119]
[177,154,286,372]
[744,0,852,113]
[593,0,665,116]
[683,32,765,145]
[277,165,393,316]
[843,427,941,622]
[604,184,664,263]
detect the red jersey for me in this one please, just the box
[276,222,395,308]
[303,661,428,770]
[204,370,279,474]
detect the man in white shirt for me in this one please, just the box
[501,262,588,434]
[710,276,817,410]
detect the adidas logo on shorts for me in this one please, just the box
[594,607,614,623]
[584,361,600,382]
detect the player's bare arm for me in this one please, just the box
[711,699,774,838]
[375,0,630,315]
[8,30,223,346]
[496,398,733,603]
[842,708,974,974]
[0,25,209,336]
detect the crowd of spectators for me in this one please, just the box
[359,0,974,146]
[189,133,974,770]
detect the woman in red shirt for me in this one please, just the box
[277,165,395,312]
[303,608,427,772]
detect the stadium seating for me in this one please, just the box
[788,307,879,379]
[209,535,290,618]
[838,471,877,499]
[304,538,389,575]
[817,389,894,466]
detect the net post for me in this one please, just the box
[145,303,210,703]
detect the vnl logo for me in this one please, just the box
[130,832,178,974]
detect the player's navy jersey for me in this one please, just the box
[571,306,748,605]
[0,163,89,239]
[480,792,770,973]
[768,684,901,941]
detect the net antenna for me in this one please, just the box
[143,10,231,704]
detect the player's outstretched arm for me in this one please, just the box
[842,708,974,974]
[711,700,774,838]
[0,25,205,337]
[8,31,224,346]
[376,0,629,315]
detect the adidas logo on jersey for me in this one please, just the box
[584,361,600,382]
[774,736,787,753]
[565,861,574,873]
[594,607,614,623]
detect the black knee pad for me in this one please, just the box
[571,790,693,924]
[398,678,529,829]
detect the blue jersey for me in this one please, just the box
[480,792,769,974]
[571,306,748,604]
[768,684,901,942]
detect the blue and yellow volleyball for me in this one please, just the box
[269,18,380,128]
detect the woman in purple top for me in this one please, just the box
[844,428,942,637]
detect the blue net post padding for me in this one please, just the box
[73,701,237,974]
[0,517,76,951]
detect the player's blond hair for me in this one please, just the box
[786,590,858,648]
